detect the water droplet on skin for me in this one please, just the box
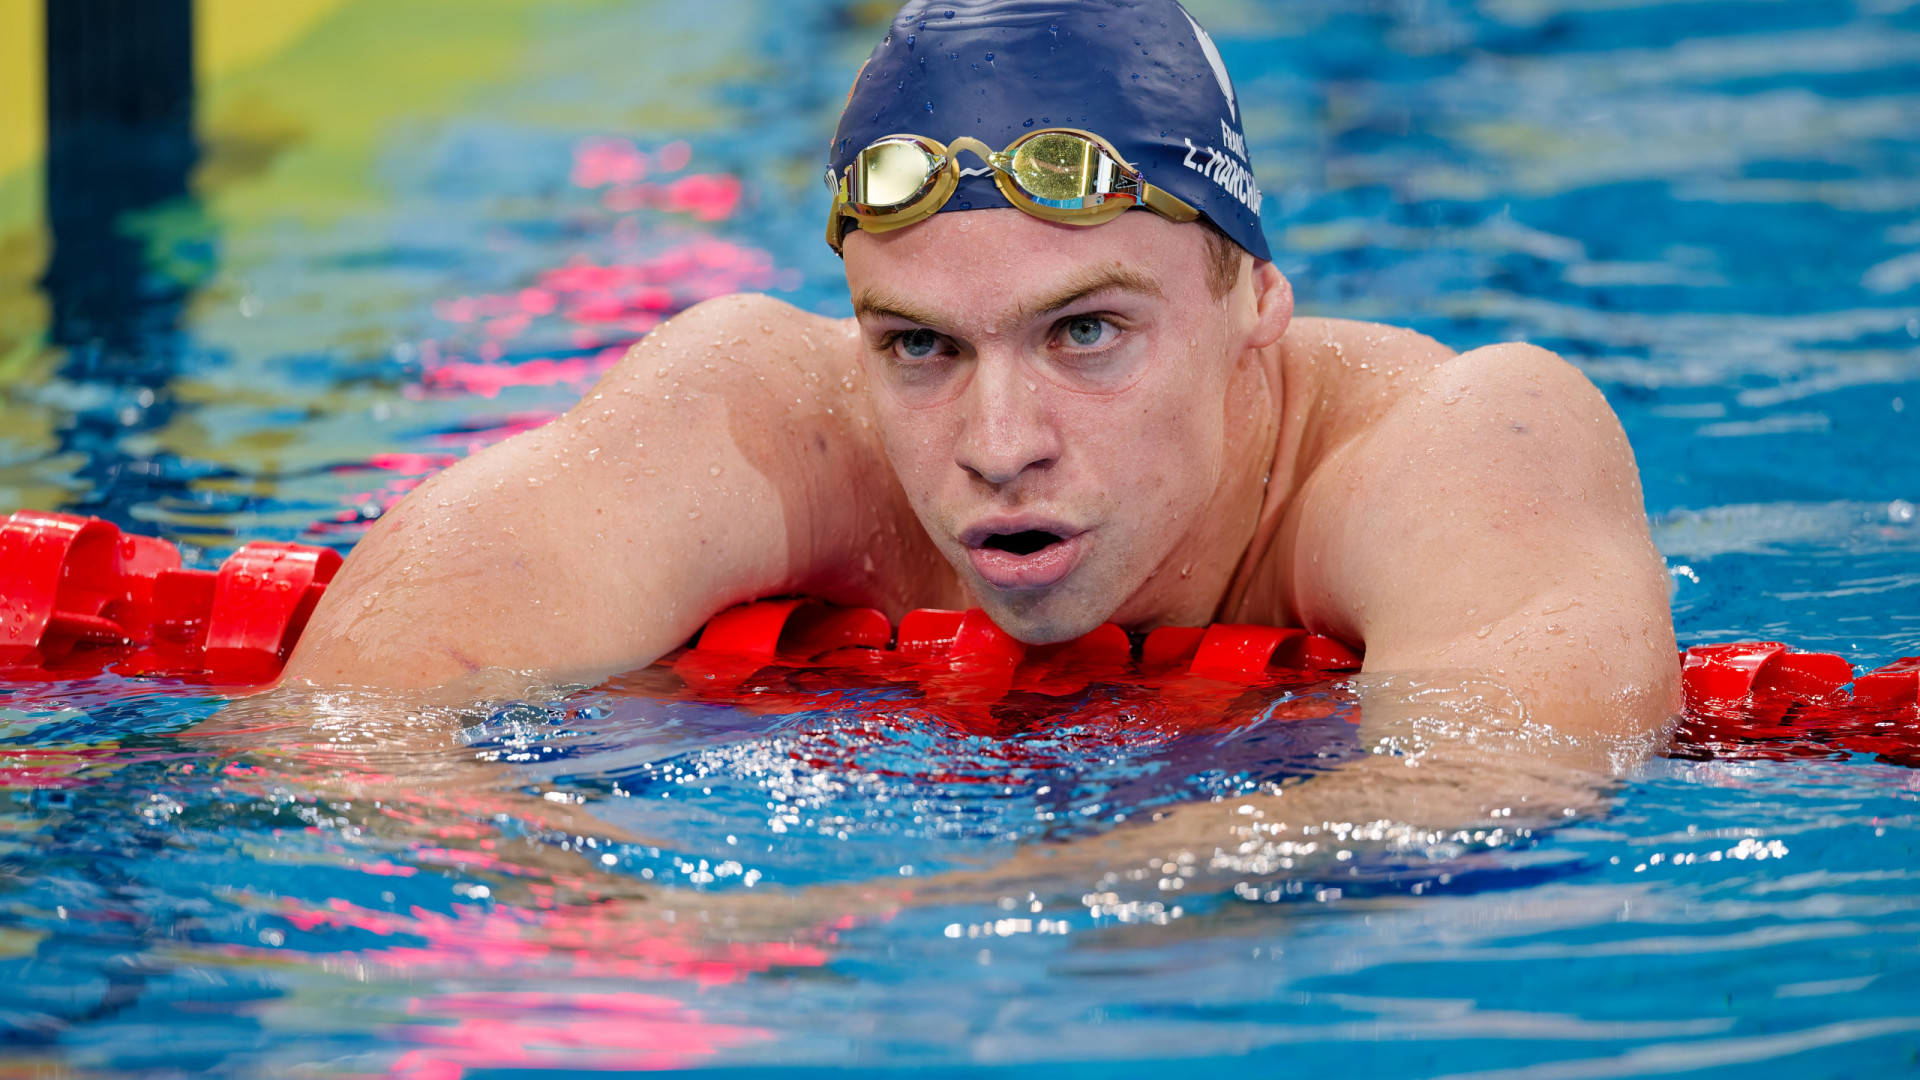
[527,477,542,487]
[709,465,723,477]
[687,510,701,520]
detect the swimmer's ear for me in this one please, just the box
[1249,261,1292,350]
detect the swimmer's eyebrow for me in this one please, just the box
[1014,264,1164,326]
[853,264,1164,333]
[852,289,950,329]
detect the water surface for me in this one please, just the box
[1,0,1918,1075]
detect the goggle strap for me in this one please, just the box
[1140,184,1200,223]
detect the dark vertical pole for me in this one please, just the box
[41,0,198,521]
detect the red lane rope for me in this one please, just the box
[0,510,338,685]
[2,510,1916,769]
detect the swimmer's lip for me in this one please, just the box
[959,517,1087,592]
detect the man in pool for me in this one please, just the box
[285,0,1679,795]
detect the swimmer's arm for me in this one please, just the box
[1292,340,1681,746]
[283,294,935,692]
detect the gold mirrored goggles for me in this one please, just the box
[825,127,1198,254]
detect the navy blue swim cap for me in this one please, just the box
[831,0,1271,262]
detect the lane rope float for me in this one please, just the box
[0,510,339,684]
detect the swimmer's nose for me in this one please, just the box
[953,355,1060,487]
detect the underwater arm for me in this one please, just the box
[282,294,921,692]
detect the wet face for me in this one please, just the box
[843,209,1291,642]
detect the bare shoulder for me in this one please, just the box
[1359,341,1633,498]
[1303,339,1641,540]
[1275,317,1456,477]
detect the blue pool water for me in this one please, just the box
[3,0,1920,1075]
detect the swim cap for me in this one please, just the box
[831,0,1271,262]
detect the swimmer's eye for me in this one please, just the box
[887,327,954,364]
[1056,315,1119,350]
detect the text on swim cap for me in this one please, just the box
[1183,137,1262,215]
[1218,120,1247,160]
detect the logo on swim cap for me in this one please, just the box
[1182,8,1237,123]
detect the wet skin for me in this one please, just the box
[281,209,1680,835]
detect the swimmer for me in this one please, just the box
[282,0,1678,829]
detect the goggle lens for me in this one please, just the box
[852,140,941,209]
[1009,132,1101,205]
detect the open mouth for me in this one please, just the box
[963,523,1086,591]
[981,530,1065,556]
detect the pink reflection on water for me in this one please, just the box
[234,888,822,1075]
[602,174,743,220]
[387,991,768,1077]
[326,139,803,554]
[572,137,651,188]
[421,238,795,400]
[255,891,829,983]
[423,346,632,399]
[570,136,694,190]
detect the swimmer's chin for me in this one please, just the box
[967,588,1114,645]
